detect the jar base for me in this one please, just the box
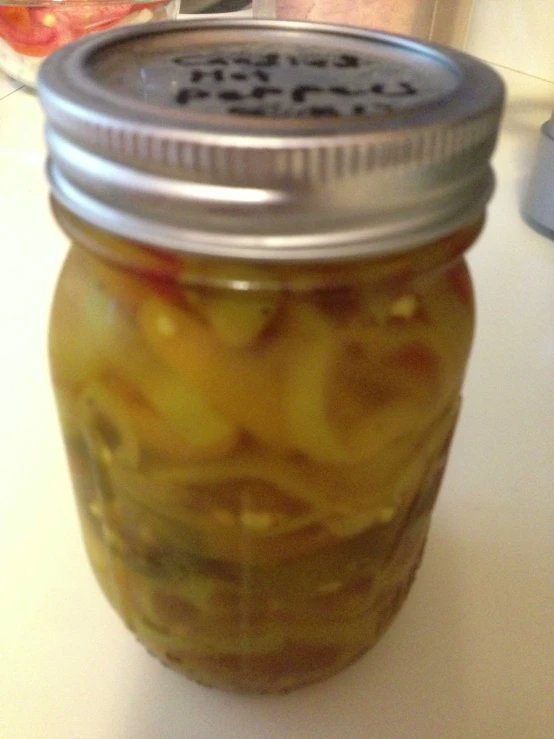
[139,543,426,694]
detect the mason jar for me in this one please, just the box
[38,19,504,693]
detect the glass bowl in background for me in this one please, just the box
[0,0,181,86]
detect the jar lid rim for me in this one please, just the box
[38,19,505,260]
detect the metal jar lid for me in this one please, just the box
[38,19,504,261]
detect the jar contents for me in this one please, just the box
[39,17,503,693]
[0,0,179,86]
[50,206,477,692]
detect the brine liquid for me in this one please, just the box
[50,216,475,691]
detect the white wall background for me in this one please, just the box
[464,0,554,81]
[191,1,554,83]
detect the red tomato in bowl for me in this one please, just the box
[54,4,133,34]
[0,7,61,56]
[0,2,141,57]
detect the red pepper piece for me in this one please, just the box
[388,341,440,380]
[445,262,474,307]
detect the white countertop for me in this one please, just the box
[0,62,553,739]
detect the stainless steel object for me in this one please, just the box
[523,110,554,235]
[38,18,504,261]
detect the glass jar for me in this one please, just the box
[38,19,504,693]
